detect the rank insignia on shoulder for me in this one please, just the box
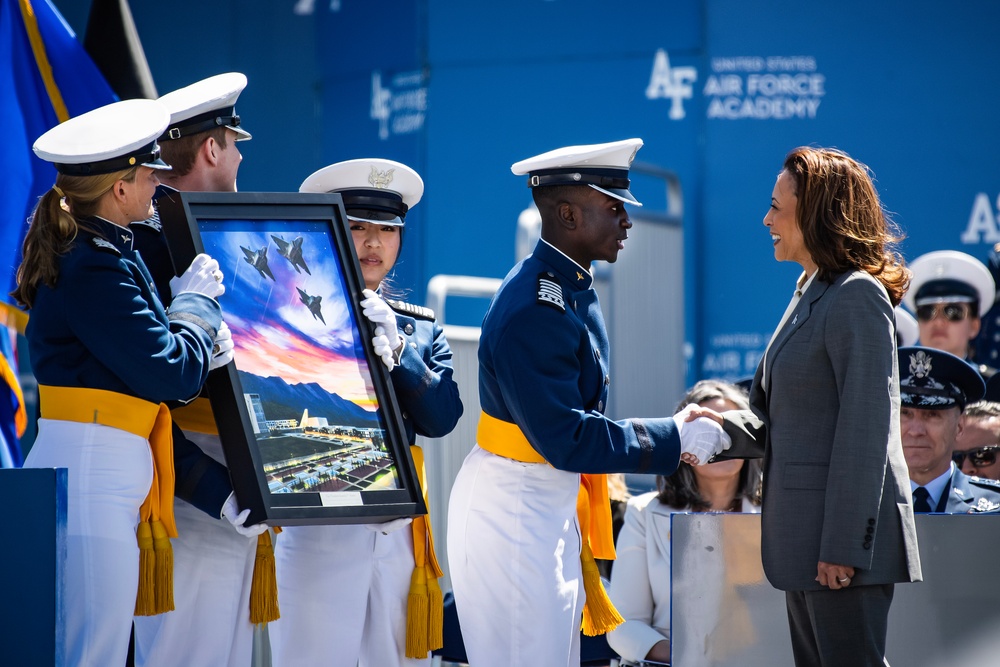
[386,299,435,321]
[131,215,162,233]
[973,496,1000,513]
[537,273,565,312]
[91,237,121,256]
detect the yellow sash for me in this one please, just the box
[476,410,623,635]
[405,445,444,657]
[39,385,176,615]
[168,396,280,624]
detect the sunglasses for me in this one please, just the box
[915,303,973,322]
[952,445,1000,468]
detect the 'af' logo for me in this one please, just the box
[646,49,697,120]
[371,72,391,140]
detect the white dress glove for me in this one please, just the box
[209,321,235,370]
[366,517,413,535]
[672,403,731,466]
[360,289,402,370]
[170,253,225,300]
[221,492,268,537]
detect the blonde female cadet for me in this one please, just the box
[15,99,225,667]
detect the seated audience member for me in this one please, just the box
[899,346,1000,512]
[904,250,996,377]
[607,380,763,665]
[954,400,1000,482]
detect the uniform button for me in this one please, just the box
[864,534,872,542]
[598,401,604,412]
[402,411,409,420]
[866,526,874,534]
[604,375,610,386]
[867,518,875,526]
[404,324,414,335]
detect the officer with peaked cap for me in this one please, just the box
[17,99,224,667]
[130,73,265,667]
[270,158,462,667]
[904,250,996,376]
[447,139,729,666]
[898,346,1000,513]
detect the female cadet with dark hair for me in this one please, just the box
[690,146,922,666]
[270,158,463,667]
[607,379,762,665]
[15,99,225,667]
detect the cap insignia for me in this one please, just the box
[537,273,565,312]
[368,166,395,189]
[909,351,932,379]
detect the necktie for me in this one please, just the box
[912,487,932,513]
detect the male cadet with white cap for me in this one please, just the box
[130,72,267,667]
[270,158,463,667]
[446,139,729,666]
[905,250,997,377]
[898,345,1000,513]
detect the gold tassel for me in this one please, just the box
[134,520,156,616]
[580,542,624,636]
[250,531,279,624]
[405,563,429,658]
[427,564,444,651]
[151,519,175,614]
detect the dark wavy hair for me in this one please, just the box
[782,146,911,306]
[656,380,763,511]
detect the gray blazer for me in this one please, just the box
[721,270,922,591]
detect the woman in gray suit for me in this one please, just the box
[692,146,921,666]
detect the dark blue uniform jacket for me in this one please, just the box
[477,239,680,475]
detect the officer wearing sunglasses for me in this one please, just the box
[899,346,1000,513]
[953,376,1000,480]
[903,250,996,378]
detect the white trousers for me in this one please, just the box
[24,418,153,667]
[270,521,428,667]
[447,445,585,667]
[133,432,257,667]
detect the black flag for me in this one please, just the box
[83,0,157,99]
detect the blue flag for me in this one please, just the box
[1,0,117,304]
[1,0,118,465]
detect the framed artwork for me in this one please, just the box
[157,191,425,526]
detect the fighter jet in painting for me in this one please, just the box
[297,287,325,324]
[240,245,275,281]
[271,234,311,275]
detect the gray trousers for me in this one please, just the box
[785,584,894,667]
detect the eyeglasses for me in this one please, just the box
[915,303,973,322]
[952,445,1000,468]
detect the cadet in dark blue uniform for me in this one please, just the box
[899,346,1000,513]
[271,158,463,667]
[446,139,728,667]
[905,250,996,378]
[16,99,225,667]
[130,72,266,667]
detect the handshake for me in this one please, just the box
[671,403,732,466]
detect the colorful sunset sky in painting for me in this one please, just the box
[199,219,379,411]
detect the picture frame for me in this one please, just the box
[156,191,425,526]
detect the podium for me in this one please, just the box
[0,468,66,665]
[670,513,1000,666]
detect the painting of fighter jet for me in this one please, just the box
[297,286,325,324]
[240,245,275,280]
[272,234,311,275]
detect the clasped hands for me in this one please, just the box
[672,403,731,465]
